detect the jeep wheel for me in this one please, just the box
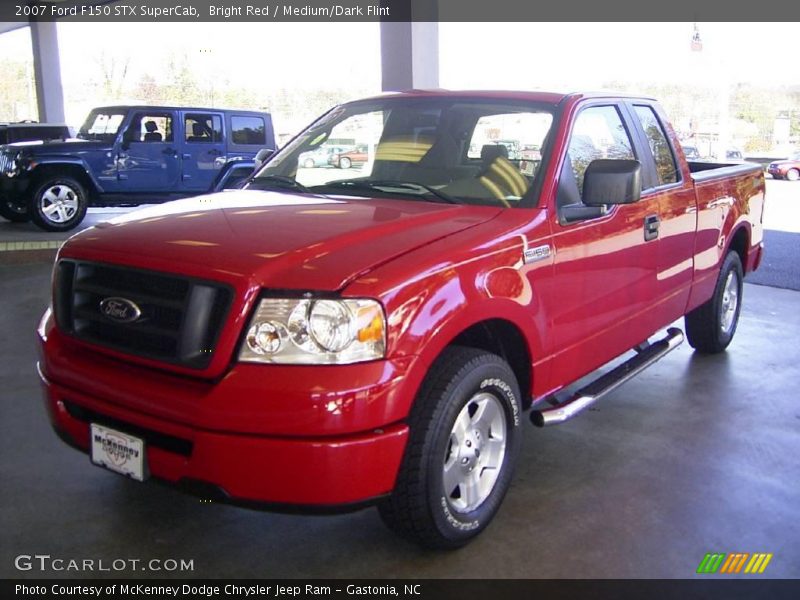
[378,346,522,549]
[685,251,743,353]
[786,168,800,182]
[0,198,30,222]
[339,157,352,169]
[303,158,315,169]
[30,177,88,232]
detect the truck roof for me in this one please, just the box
[355,89,657,106]
[90,105,270,115]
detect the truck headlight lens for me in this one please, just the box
[308,300,354,352]
[240,298,385,364]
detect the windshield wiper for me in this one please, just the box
[249,175,312,194]
[320,180,459,204]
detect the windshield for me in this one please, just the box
[77,109,128,141]
[250,97,555,208]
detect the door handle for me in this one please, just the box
[644,214,660,241]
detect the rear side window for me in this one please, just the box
[185,113,222,143]
[231,116,266,145]
[633,105,679,186]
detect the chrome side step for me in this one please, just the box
[530,327,684,427]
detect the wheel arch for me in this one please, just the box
[399,305,541,413]
[30,160,101,199]
[726,224,750,274]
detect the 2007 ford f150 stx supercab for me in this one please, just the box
[37,91,765,548]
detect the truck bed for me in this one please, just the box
[688,160,763,183]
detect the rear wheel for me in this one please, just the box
[303,158,315,169]
[786,168,799,182]
[378,346,522,549]
[29,176,88,232]
[0,198,30,222]
[339,156,352,169]
[685,251,744,353]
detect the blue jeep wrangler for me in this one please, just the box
[0,105,275,231]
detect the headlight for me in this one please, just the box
[239,297,385,364]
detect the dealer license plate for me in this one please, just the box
[90,423,147,481]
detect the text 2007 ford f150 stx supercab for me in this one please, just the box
[37,91,765,548]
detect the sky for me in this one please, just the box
[440,23,799,90]
[0,21,796,127]
[5,21,795,92]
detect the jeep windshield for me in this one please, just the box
[77,109,128,142]
[249,97,555,208]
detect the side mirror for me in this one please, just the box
[582,159,641,206]
[254,148,275,169]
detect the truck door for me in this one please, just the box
[180,112,226,192]
[117,110,180,191]
[547,104,660,388]
[627,102,697,325]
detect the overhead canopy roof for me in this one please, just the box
[0,22,28,35]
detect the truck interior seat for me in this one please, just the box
[143,121,163,142]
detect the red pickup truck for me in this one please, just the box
[37,91,765,549]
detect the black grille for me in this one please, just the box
[0,151,12,174]
[54,260,232,369]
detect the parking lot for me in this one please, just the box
[1,176,798,578]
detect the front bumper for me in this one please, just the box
[38,325,415,508]
[767,167,784,178]
[0,172,31,203]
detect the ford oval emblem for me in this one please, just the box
[99,297,142,323]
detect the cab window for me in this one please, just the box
[633,105,679,186]
[127,113,173,143]
[566,105,635,195]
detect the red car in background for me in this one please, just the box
[768,152,800,181]
[329,144,368,168]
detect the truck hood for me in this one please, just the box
[62,190,501,291]
[6,138,107,153]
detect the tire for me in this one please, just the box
[29,176,88,232]
[303,158,315,169]
[339,157,352,169]
[786,168,800,182]
[378,346,522,549]
[0,197,30,222]
[685,251,744,353]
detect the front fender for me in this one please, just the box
[30,156,104,193]
[357,261,548,420]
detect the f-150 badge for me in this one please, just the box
[523,244,552,264]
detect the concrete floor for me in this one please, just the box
[1,256,798,579]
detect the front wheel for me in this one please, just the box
[685,251,744,353]
[29,176,88,232]
[378,346,522,549]
[786,168,800,182]
[339,156,352,169]
[0,197,30,222]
